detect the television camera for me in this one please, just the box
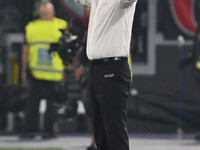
[49,29,81,66]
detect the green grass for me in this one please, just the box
[0,148,63,150]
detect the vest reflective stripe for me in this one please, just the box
[28,44,64,81]
[32,68,63,73]
[26,18,68,81]
[31,71,63,81]
[30,42,49,45]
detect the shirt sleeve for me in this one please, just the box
[74,0,91,6]
[120,0,137,8]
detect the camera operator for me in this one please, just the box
[194,0,200,141]
[180,0,200,141]
[20,2,68,139]
[72,32,97,150]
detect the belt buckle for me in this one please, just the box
[114,57,119,61]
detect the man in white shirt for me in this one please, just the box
[72,0,137,150]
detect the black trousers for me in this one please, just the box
[25,76,57,133]
[89,59,131,150]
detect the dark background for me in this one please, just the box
[0,0,200,134]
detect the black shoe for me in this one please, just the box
[87,144,97,150]
[19,132,35,139]
[195,134,200,140]
[42,132,57,139]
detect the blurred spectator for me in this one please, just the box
[68,5,96,150]
[180,0,200,141]
[194,0,200,141]
[20,2,68,139]
[131,0,147,62]
[73,33,97,150]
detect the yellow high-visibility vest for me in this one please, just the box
[195,60,200,70]
[26,17,68,81]
[128,53,133,82]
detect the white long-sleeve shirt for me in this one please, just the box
[74,0,137,60]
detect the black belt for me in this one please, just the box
[89,57,127,65]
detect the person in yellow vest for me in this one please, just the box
[20,2,68,139]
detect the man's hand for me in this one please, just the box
[121,0,137,8]
[75,67,84,80]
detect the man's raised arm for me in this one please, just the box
[73,0,91,6]
[120,0,137,8]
